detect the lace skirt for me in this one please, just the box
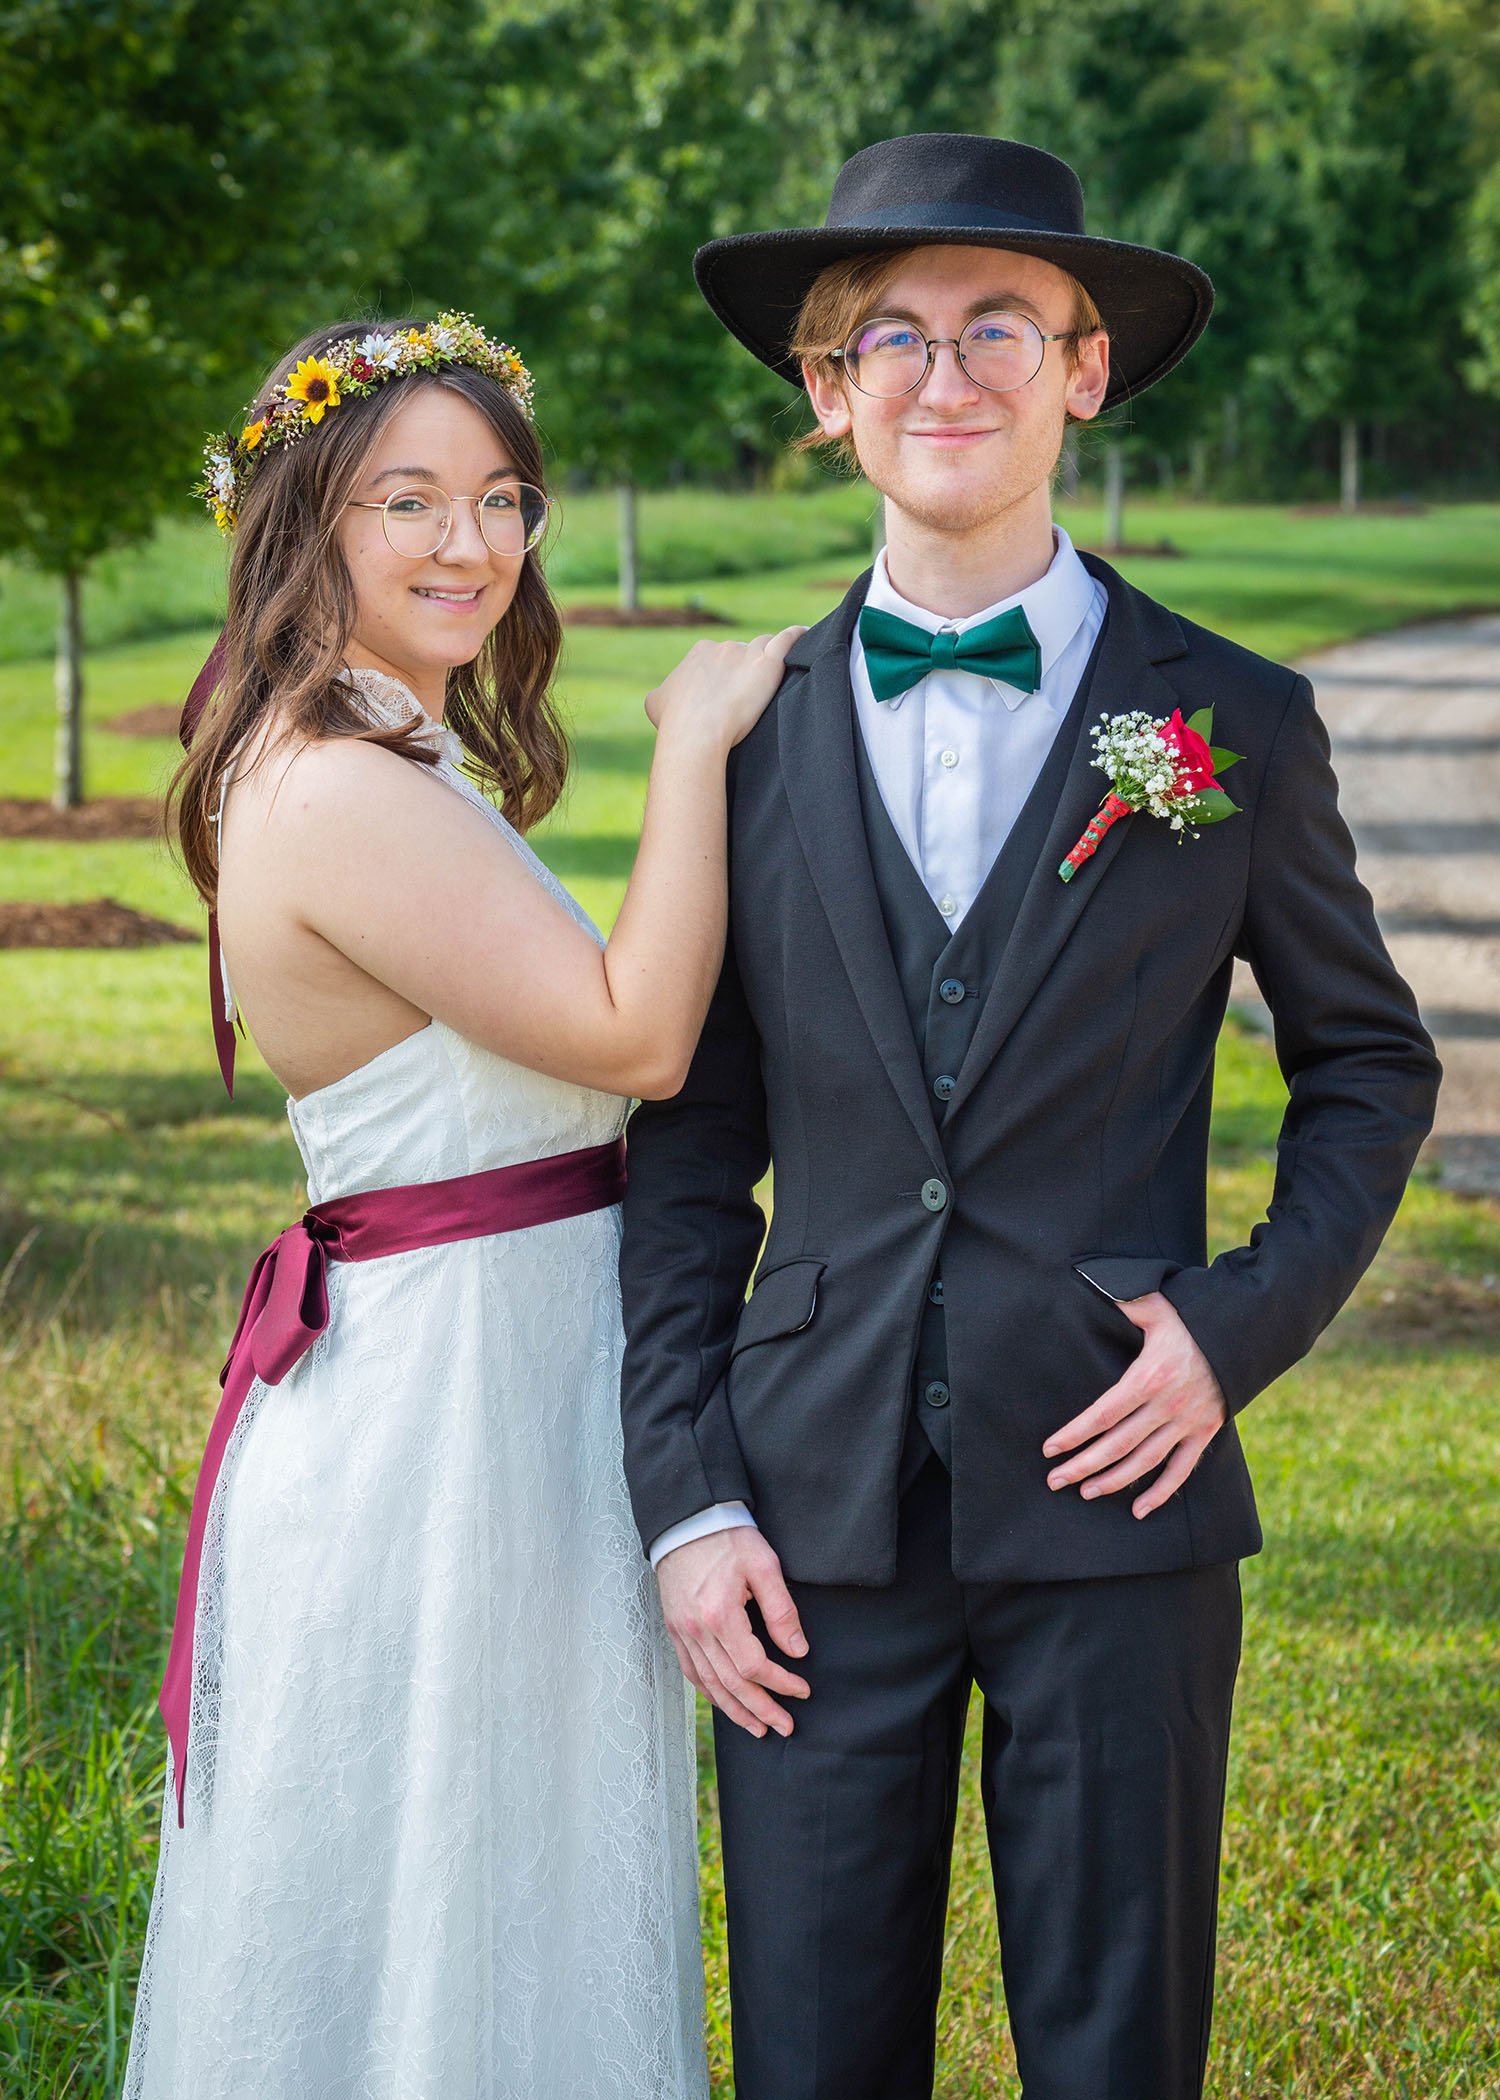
[123,1211,706,2099]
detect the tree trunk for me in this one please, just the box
[617,481,639,613]
[1220,392,1240,470]
[1189,438,1208,500]
[1340,418,1360,513]
[1103,444,1126,553]
[53,569,84,813]
[1060,426,1081,500]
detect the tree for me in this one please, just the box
[0,0,472,804]
[433,0,1013,608]
[1267,6,1473,510]
[987,0,1235,550]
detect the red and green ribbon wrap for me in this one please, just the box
[1058,792,1134,882]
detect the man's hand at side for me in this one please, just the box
[655,1527,810,1738]
[1042,1291,1228,1520]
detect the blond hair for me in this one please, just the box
[789,247,1104,470]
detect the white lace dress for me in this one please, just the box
[124,673,707,2100]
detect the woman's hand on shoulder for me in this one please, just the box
[645,626,805,749]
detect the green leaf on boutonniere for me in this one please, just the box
[1181,786,1240,824]
[1186,706,1215,740]
[1209,745,1244,773]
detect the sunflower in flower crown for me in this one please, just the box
[284,355,342,424]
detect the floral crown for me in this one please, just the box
[196,312,534,533]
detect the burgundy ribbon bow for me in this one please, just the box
[158,1137,627,1826]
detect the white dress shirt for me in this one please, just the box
[647,527,1107,1569]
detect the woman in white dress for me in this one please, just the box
[123,314,801,2098]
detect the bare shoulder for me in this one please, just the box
[229,722,476,853]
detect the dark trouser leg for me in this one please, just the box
[970,1561,1243,2100]
[713,1456,968,2100]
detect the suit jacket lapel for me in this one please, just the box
[946,556,1189,1117]
[778,578,946,1170]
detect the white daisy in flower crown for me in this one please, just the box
[355,331,403,372]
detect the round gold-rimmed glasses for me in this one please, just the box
[346,480,551,558]
[830,311,1078,398]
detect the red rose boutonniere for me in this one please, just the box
[1058,706,1243,882]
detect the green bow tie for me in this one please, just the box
[859,602,1043,704]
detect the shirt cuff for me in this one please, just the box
[648,1501,758,1570]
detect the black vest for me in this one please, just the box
[852,634,1104,1480]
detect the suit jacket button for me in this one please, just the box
[921,1179,948,1212]
[939,978,966,1005]
[933,1074,956,1101]
[924,1380,950,1408]
[928,1277,944,1306]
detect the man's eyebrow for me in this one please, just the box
[870,293,1051,327]
[369,463,519,485]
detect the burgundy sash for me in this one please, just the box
[159,1136,627,1826]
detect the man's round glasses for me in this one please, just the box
[346,481,551,558]
[830,311,1077,398]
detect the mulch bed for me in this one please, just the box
[0,899,198,950]
[0,797,163,840]
[563,604,731,627]
[103,705,183,738]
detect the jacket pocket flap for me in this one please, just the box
[1073,1254,1181,1303]
[732,1258,827,1354]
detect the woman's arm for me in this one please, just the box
[232,630,801,1100]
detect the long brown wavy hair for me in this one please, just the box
[170,317,568,906]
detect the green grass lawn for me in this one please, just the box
[2,499,1498,2095]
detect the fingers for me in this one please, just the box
[695,1647,778,1738]
[1133,1436,1208,1519]
[719,1616,810,1704]
[1047,1394,1154,1487]
[1073,1423,1179,1499]
[747,1556,809,1660]
[701,1632,799,1737]
[1043,1369,1140,1458]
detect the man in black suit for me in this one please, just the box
[618,134,1441,2099]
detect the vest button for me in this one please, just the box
[924,1380,951,1408]
[939,977,966,1005]
[933,1074,956,1101]
[928,1277,945,1306]
[920,1179,948,1212]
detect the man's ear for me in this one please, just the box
[1064,331,1110,425]
[801,359,853,441]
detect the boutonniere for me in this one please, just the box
[1058,707,1243,882]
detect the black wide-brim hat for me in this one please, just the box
[695,133,1213,412]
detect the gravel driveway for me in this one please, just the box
[1231,610,1500,1198]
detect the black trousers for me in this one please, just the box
[713,1454,1243,2100]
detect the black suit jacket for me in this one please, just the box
[618,557,1441,1585]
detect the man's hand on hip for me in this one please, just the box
[655,1526,810,1738]
[1043,1291,1228,1519]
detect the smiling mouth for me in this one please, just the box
[412,586,484,604]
